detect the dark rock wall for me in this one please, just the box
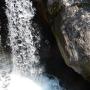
[0,0,8,48]
[0,0,11,53]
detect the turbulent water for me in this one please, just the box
[5,0,42,77]
[0,0,64,90]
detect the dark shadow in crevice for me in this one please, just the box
[0,0,11,53]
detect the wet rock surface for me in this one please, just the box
[45,0,90,80]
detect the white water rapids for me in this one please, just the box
[0,0,64,90]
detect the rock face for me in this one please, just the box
[47,0,90,79]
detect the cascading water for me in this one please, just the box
[0,0,64,90]
[5,0,42,77]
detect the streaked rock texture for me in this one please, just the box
[47,0,90,79]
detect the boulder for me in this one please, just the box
[47,0,90,80]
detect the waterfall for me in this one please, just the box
[5,0,42,77]
[0,0,64,90]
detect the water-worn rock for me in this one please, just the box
[47,0,90,80]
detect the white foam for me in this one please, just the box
[8,73,42,90]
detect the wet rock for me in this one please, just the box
[47,0,90,80]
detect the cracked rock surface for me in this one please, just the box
[47,0,90,80]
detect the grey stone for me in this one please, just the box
[47,0,90,80]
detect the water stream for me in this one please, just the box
[0,0,64,90]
